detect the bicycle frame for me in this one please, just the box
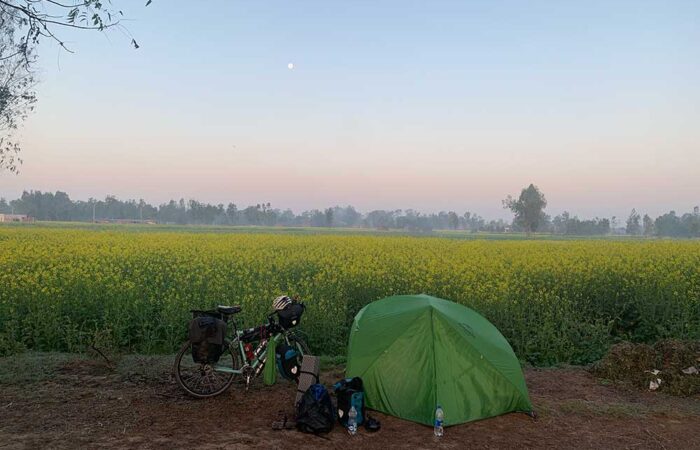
[176,305,308,398]
[212,316,297,376]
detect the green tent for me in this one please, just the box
[346,294,532,426]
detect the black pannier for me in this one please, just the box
[275,343,301,380]
[277,302,305,329]
[188,315,227,364]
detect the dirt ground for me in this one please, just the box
[0,353,699,449]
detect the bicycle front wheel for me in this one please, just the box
[174,341,240,398]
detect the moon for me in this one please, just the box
[287,63,294,70]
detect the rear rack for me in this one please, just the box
[190,309,227,322]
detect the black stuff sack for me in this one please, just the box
[188,316,226,364]
[296,384,335,434]
[333,377,365,426]
[277,302,305,329]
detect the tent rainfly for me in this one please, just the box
[346,294,533,426]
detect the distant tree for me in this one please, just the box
[693,207,700,234]
[642,214,654,236]
[447,211,459,230]
[483,219,509,233]
[278,209,296,226]
[340,205,361,227]
[551,211,611,235]
[651,208,700,238]
[242,205,261,225]
[551,212,567,234]
[683,207,700,237]
[365,210,396,229]
[226,203,238,224]
[626,209,641,235]
[462,211,484,232]
[654,211,684,237]
[303,209,326,227]
[324,207,333,227]
[503,184,547,234]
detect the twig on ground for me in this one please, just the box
[90,344,115,368]
[644,428,668,450]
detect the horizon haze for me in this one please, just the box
[0,0,698,221]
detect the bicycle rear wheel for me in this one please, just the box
[174,341,241,398]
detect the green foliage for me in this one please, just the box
[626,209,641,235]
[503,184,548,233]
[0,226,699,366]
[0,1,148,173]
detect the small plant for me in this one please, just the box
[592,340,700,396]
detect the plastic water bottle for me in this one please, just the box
[347,406,358,435]
[434,405,444,437]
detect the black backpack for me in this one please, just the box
[333,377,365,426]
[296,384,335,434]
[188,316,226,364]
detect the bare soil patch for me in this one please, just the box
[0,354,698,449]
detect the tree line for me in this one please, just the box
[1,189,698,237]
[502,184,699,238]
[0,190,509,232]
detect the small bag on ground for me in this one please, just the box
[296,384,335,434]
[333,377,365,427]
[188,315,226,364]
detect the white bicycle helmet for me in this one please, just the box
[273,295,292,311]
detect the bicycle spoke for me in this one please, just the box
[202,374,214,394]
[211,371,227,385]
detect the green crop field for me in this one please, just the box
[1,223,698,365]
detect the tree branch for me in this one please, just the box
[0,1,120,30]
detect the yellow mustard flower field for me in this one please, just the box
[1,225,698,364]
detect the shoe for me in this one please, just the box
[364,416,381,432]
[271,414,297,430]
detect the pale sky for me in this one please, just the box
[1,0,698,219]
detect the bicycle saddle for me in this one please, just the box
[217,305,242,315]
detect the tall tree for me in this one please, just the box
[626,209,641,235]
[324,207,333,227]
[447,211,459,230]
[0,7,35,172]
[0,1,149,173]
[502,184,547,234]
[642,214,654,236]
